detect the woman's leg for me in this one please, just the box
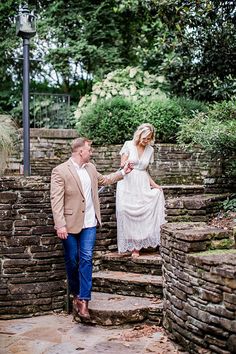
[131,249,140,257]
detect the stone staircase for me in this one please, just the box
[74,185,232,326]
[74,252,163,326]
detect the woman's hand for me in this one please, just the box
[153,184,162,190]
[149,179,162,190]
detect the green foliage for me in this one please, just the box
[177,99,236,156]
[156,0,236,101]
[75,67,207,144]
[11,91,77,129]
[173,97,208,118]
[0,115,17,151]
[1,0,236,118]
[76,93,207,144]
[0,0,22,113]
[223,195,236,212]
[138,98,184,143]
[76,97,140,145]
[75,66,166,119]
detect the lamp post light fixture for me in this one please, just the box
[16,4,36,176]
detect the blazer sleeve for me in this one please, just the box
[97,170,124,187]
[50,167,66,229]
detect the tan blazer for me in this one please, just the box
[50,159,123,234]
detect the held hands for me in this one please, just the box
[123,161,134,175]
[57,226,68,239]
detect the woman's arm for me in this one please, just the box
[148,174,162,189]
[120,153,129,167]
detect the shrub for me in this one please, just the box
[75,66,166,120]
[76,97,142,145]
[77,96,204,144]
[0,115,17,151]
[223,195,236,212]
[0,115,17,175]
[141,98,184,142]
[177,99,236,156]
[75,66,207,145]
[173,97,208,118]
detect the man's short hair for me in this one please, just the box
[71,137,92,152]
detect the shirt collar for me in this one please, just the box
[70,157,86,169]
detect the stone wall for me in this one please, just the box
[5,129,235,191]
[0,176,117,319]
[161,223,236,354]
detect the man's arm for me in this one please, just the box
[50,168,68,238]
[97,161,133,186]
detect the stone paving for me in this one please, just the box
[0,314,187,354]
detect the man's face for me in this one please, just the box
[80,141,93,163]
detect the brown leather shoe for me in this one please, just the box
[73,298,90,319]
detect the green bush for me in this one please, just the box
[0,115,17,152]
[76,97,142,145]
[77,95,207,144]
[141,98,184,142]
[173,97,208,118]
[223,195,236,212]
[0,115,17,176]
[75,66,208,145]
[177,99,236,156]
[75,66,166,120]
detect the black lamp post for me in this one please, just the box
[16,4,36,176]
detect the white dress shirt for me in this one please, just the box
[70,158,97,228]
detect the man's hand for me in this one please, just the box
[123,161,134,175]
[57,226,68,239]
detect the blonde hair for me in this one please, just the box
[133,123,155,145]
[71,137,92,152]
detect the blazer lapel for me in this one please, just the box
[67,159,84,197]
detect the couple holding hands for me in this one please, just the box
[50,123,166,319]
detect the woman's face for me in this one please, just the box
[139,131,152,146]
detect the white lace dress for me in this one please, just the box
[116,140,166,253]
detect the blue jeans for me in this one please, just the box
[62,227,96,300]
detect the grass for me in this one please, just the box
[191,249,236,256]
[0,115,17,151]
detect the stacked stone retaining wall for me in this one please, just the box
[0,177,118,319]
[5,129,235,191]
[161,223,236,354]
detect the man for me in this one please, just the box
[50,137,133,319]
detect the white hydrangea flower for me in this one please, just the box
[130,85,137,95]
[129,67,138,78]
[91,95,97,104]
[78,96,86,107]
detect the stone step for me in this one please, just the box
[166,193,229,222]
[92,270,163,298]
[100,252,162,275]
[74,292,163,326]
[162,184,205,196]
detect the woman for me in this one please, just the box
[116,123,166,257]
